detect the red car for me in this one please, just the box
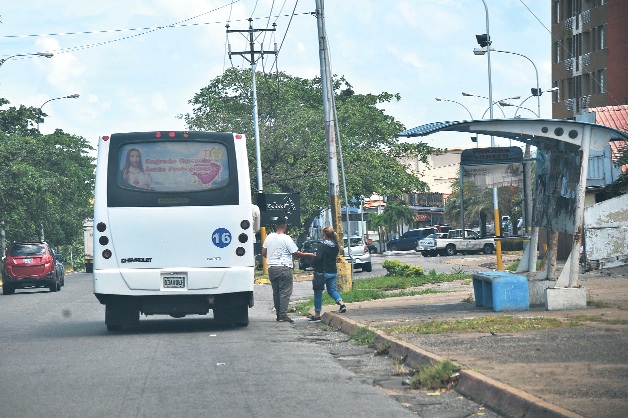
[2,242,62,295]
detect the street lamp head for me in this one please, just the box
[37,53,54,59]
[498,101,514,107]
[66,94,80,99]
[462,92,474,97]
[435,97,443,101]
[473,47,496,56]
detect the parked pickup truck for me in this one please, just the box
[417,229,495,257]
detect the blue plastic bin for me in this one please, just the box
[472,271,529,312]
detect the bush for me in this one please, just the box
[381,260,424,277]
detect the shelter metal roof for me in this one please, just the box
[397,119,628,152]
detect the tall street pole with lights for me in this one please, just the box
[476,0,503,270]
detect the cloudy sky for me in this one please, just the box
[1,0,551,152]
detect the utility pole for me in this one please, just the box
[315,0,352,291]
[227,19,277,274]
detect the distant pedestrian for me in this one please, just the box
[309,226,346,322]
[262,217,315,323]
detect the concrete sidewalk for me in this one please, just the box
[317,265,628,418]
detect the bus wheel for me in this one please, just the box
[233,305,249,327]
[214,304,249,327]
[105,300,139,331]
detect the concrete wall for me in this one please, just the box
[584,193,628,269]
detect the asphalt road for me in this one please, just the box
[0,272,421,418]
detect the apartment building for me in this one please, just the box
[551,0,628,119]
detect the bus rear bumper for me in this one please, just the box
[93,266,254,294]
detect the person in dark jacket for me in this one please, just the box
[309,226,346,321]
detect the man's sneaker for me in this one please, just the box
[308,316,321,322]
[277,315,294,323]
[339,304,347,313]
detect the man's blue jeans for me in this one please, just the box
[313,272,341,312]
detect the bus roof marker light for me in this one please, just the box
[155,132,162,138]
[169,131,176,137]
[235,134,243,140]
[102,136,110,141]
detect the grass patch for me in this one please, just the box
[374,342,391,356]
[350,327,376,346]
[505,261,519,271]
[568,315,628,326]
[293,272,471,315]
[293,288,452,315]
[461,295,475,304]
[407,359,460,390]
[382,316,569,335]
[353,273,466,290]
[587,300,611,308]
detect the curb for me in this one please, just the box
[321,312,583,418]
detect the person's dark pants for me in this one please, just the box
[268,266,294,317]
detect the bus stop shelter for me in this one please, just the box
[397,118,628,309]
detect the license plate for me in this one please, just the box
[162,275,186,289]
[22,258,33,264]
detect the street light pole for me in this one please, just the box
[473,48,541,118]
[434,98,474,119]
[475,0,502,269]
[38,94,80,130]
[0,52,53,68]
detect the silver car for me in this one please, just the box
[343,236,372,272]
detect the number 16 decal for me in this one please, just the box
[212,228,232,248]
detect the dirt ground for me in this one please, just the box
[335,265,628,417]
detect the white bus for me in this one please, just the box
[93,131,257,331]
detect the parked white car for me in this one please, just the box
[343,236,372,272]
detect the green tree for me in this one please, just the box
[368,201,416,239]
[445,174,523,230]
[185,69,437,238]
[0,99,95,250]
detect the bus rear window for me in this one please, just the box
[117,142,229,193]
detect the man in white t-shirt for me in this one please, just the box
[262,217,314,323]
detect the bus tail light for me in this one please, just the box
[102,249,112,259]
[235,247,245,256]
